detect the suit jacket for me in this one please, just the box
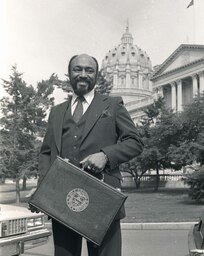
[38,92,143,189]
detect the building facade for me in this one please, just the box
[101,27,204,120]
[101,26,153,123]
[151,44,204,111]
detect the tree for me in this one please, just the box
[0,65,54,202]
[95,70,113,95]
[166,93,204,169]
[138,97,173,190]
[182,165,204,201]
[120,93,204,191]
[181,93,204,165]
[119,97,168,190]
[120,157,147,189]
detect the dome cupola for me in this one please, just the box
[121,24,133,45]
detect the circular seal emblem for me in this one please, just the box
[66,188,89,212]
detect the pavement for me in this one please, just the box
[44,220,197,230]
[121,221,196,230]
[23,222,195,256]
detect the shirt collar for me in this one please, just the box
[72,90,95,106]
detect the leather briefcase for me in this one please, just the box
[29,156,127,246]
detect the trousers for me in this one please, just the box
[52,219,121,256]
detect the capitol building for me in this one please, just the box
[101,26,153,123]
[151,44,204,112]
[101,26,204,124]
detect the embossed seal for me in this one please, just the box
[66,188,89,212]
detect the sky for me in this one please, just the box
[0,0,204,102]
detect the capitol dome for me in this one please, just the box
[102,27,152,70]
[101,25,153,122]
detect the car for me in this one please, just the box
[0,203,51,256]
[188,212,204,256]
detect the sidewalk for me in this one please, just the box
[45,220,196,230]
[30,222,192,256]
[121,221,196,230]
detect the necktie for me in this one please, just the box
[72,96,85,123]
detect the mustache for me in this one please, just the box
[75,77,91,83]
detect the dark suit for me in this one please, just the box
[38,92,143,256]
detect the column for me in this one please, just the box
[177,79,183,111]
[171,82,177,111]
[192,74,198,97]
[126,65,131,88]
[198,71,204,94]
[113,70,118,88]
[149,80,152,91]
[138,72,143,89]
[153,88,159,100]
[145,78,149,90]
[158,86,164,98]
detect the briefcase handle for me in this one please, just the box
[62,157,105,181]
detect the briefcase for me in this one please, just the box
[29,156,127,246]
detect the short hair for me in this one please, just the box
[68,54,99,75]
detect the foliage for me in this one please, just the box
[120,157,147,189]
[52,73,72,97]
[182,166,204,201]
[121,94,204,190]
[120,97,169,189]
[95,70,113,95]
[0,65,55,201]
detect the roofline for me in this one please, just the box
[152,44,204,77]
[151,58,204,81]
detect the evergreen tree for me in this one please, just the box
[0,65,54,202]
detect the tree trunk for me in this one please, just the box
[22,176,27,191]
[134,177,141,189]
[0,177,6,184]
[154,165,160,191]
[16,179,21,204]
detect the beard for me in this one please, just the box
[71,77,95,96]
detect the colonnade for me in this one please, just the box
[113,69,150,90]
[156,71,204,111]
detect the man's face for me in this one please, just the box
[69,54,97,96]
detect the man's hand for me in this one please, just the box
[28,204,41,213]
[80,152,108,173]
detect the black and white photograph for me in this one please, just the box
[1,0,204,255]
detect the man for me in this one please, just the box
[36,54,143,256]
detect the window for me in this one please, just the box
[132,78,135,85]
[121,77,125,85]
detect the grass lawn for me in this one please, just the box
[1,183,204,223]
[123,188,204,223]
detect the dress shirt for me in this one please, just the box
[71,90,95,115]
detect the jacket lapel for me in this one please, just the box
[81,92,110,145]
[53,98,71,153]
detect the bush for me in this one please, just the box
[182,166,204,201]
